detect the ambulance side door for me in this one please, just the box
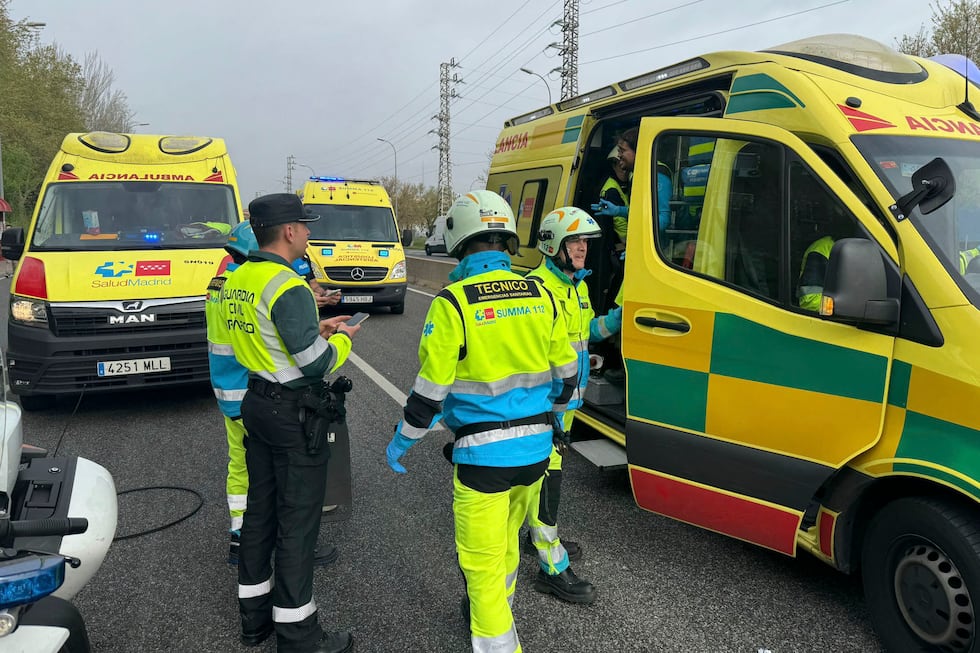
[621,117,899,555]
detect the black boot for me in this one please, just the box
[306,630,353,653]
[534,567,596,604]
[239,618,272,647]
[313,543,340,567]
[460,595,470,624]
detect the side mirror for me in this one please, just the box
[820,238,898,325]
[1,228,25,261]
[401,228,413,248]
[894,157,956,218]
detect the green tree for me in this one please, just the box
[896,0,980,59]
[0,1,133,226]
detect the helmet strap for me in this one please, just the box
[554,241,577,273]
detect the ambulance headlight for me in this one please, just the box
[10,298,48,326]
[389,261,406,280]
[0,610,15,637]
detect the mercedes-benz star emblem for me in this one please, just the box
[350,267,365,281]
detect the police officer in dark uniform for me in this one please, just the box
[223,193,361,653]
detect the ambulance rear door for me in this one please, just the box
[622,117,899,556]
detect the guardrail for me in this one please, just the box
[406,255,454,293]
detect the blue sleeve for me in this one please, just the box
[657,172,672,231]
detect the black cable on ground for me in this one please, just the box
[113,486,205,542]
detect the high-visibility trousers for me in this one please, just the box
[225,415,248,531]
[527,410,575,574]
[454,460,546,653]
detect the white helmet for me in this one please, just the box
[444,190,519,259]
[537,206,601,257]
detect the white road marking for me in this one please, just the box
[408,287,436,298]
[348,351,407,405]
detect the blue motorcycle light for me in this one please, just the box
[0,556,65,609]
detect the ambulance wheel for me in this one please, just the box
[390,302,405,315]
[19,394,54,412]
[862,496,980,652]
[425,245,432,256]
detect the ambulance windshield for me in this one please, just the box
[30,182,239,251]
[854,134,980,305]
[303,204,398,243]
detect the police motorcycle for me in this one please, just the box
[0,350,117,652]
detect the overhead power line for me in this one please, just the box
[581,0,705,38]
[581,0,850,65]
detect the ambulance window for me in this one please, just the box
[654,135,784,301]
[652,132,871,312]
[518,180,548,248]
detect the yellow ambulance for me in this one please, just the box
[489,34,980,652]
[1,132,243,410]
[300,177,408,313]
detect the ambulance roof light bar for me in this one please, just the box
[619,58,710,92]
[310,177,381,185]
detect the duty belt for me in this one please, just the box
[454,412,551,439]
[247,378,317,401]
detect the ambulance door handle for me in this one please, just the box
[635,316,690,333]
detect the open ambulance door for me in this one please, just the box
[621,117,899,556]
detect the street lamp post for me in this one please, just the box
[376,138,398,217]
[520,67,552,105]
[297,163,316,179]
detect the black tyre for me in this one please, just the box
[425,245,432,256]
[18,394,54,412]
[390,302,405,315]
[862,496,980,652]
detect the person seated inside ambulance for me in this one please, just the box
[797,235,834,311]
[591,126,672,239]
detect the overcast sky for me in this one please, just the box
[11,0,935,201]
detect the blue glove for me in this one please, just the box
[590,199,628,218]
[386,426,417,474]
[604,306,623,335]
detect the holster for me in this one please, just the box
[298,383,348,455]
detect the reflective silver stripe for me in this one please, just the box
[413,376,450,401]
[215,388,247,402]
[227,494,247,511]
[455,424,550,450]
[451,370,553,396]
[273,599,316,623]
[472,624,520,653]
[530,524,567,567]
[271,367,303,383]
[238,576,273,599]
[799,285,822,296]
[255,270,306,382]
[209,342,235,356]
[505,568,518,592]
[292,336,329,367]
[401,422,428,439]
[571,339,588,352]
[597,318,613,340]
[553,360,578,378]
[231,515,243,530]
[257,370,278,382]
[553,401,569,413]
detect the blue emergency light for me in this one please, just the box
[143,232,162,243]
[321,248,333,256]
[0,555,65,609]
[313,176,346,182]
[379,250,390,257]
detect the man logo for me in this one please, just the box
[350,267,365,281]
[121,301,144,312]
[109,314,156,325]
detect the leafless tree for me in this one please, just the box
[81,51,136,132]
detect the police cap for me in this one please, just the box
[248,193,320,228]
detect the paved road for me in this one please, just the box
[9,282,883,652]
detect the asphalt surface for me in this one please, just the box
[6,280,884,652]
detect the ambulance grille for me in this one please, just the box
[49,306,206,337]
[323,266,388,282]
